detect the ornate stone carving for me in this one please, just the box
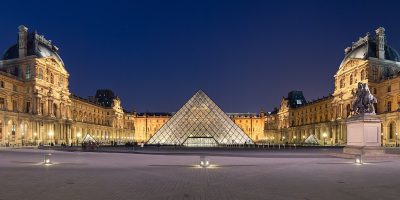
[351,83,377,115]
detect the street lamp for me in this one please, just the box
[381,132,384,147]
[396,133,398,147]
[322,133,327,146]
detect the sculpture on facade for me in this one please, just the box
[351,83,377,115]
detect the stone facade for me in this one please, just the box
[265,27,400,146]
[0,26,134,146]
[3,25,400,147]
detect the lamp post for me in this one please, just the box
[381,132,384,147]
[396,133,398,147]
[322,133,327,146]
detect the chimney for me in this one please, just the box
[375,27,385,59]
[18,25,28,58]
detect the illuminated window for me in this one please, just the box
[25,66,31,80]
[0,98,4,110]
[38,68,43,79]
[387,101,392,112]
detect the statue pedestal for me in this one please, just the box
[343,114,385,156]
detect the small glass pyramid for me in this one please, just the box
[146,90,254,146]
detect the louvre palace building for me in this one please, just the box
[1,25,400,147]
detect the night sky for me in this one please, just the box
[1,0,400,113]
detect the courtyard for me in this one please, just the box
[0,148,399,200]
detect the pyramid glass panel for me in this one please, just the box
[146,90,254,146]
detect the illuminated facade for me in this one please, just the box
[3,25,399,147]
[265,27,400,146]
[0,26,134,146]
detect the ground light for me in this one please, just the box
[199,156,210,168]
[355,154,363,165]
[44,153,52,165]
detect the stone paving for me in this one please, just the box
[0,148,399,200]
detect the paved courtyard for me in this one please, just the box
[0,148,399,200]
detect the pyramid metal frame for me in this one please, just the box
[146,90,254,146]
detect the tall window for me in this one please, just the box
[11,122,16,135]
[12,100,17,112]
[373,68,378,81]
[360,70,365,80]
[388,85,391,92]
[387,101,392,112]
[50,73,54,84]
[389,122,396,139]
[25,102,30,113]
[349,74,353,85]
[340,78,345,88]
[0,98,4,110]
[0,81,4,88]
[25,66,31,80]
[38,68,43,80]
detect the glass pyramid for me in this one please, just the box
[146,90,254,146]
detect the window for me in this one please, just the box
[25,66,31,80]
[340,78,345,88]
[373,68,378,81]
[11,122,16,135]
[50,73,54,84]
[13,85,17,92]
[387,101,392,112]
[25,102,30,113]
[0,98,4,110]
[388,85,391,92]
[40,103,44,114]
[361,70,365,80]
[0,81,4,88]
[389,122,396,139]
[38,68,43,80]
[12,100,17,112]
[349,74,353,85]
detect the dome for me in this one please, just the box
[339,35,400,68]
[2,32,64,66]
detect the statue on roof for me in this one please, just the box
[351,83,377,116]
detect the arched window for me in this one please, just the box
[25,66,31,80]
[389,122,396,139]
